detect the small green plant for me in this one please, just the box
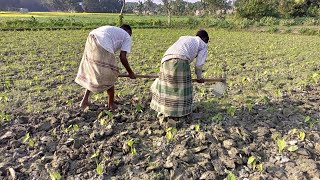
[91,150,100,159]
[135,104,143,113]
[312,72,319,83]
[96,161,104,175]
[195,124,200,132]
[49,171,61,180]
[22,133,35,148]
[65,124,79,138]
[287,145,299,152]
[98,111,113,126]
[304,115,320,128]
[274,89,282,98]
[247,155,263,172]
[227,171,236,180]
[245,99,254,112]
[127,138,137,155]
[0,112,11,123]
[227,106,236,117]
[211,113,223,123]
[277,138,287,153]
[166,127,177,141]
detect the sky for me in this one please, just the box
[126,0,201,4]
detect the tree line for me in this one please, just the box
[0,0,319,18]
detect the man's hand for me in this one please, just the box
[196,79,205,83]
[128,72,136,79]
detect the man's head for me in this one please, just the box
[120,24,132,36]
[196,29,209,43]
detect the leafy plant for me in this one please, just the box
[166,127,177,141]
[227,171,236,180]
[227,106,236,117]
[65,124,79,138]
[211,113,223,123]
[195,124,200,132]
[96,161,104,175]
[98,111,113,126]
[22,133,35,148]
[287,145,298,152]
[127,138,137,155]
[0,112,11,123]
[135,104,143,113]
[277,138,287,153]
[304,115,320,128]
[49,171,61,180]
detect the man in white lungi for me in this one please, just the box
[75,24,136,110]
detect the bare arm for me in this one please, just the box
[119,51,135,79]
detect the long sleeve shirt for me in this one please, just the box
[161,36,208,79]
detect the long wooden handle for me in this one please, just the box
[118,74,226,82]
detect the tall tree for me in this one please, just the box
[162,0,173,26]
[144,0,154,15]
[119,0,125,25]
[235,0,279,19]
[203,0,224,15]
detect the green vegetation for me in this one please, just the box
[0,12,320,36]
[1,28,319,120]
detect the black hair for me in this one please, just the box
[196,29,209,43]
[120,24,132,33]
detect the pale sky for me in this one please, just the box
[126,0,201,4]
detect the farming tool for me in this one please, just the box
[119,73,227,96]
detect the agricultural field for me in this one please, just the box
[0,12,195,29]
[0,28,320,179]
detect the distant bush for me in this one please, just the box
[279,19,297,26]
[299,28,318,35]
[302,18,320,26]
[267,26,279,33]
[259,16,279,26]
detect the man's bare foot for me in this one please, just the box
[107,103,118,110]
[80,100,90,111]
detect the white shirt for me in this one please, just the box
[161,36,208,79]
[89,26,131,54]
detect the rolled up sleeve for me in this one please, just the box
[195,47,208,79]
[121,37,131,53]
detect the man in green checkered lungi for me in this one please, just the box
[150,30,210,125]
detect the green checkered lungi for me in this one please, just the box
[150,58,193,117]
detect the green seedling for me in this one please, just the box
[247,155,263,172]
[211,113,223,123]
[91,151,100,159]
[298,131,305,141]
[257,164,263,172]
[65,124,79,138]
[49,171,61,180]
[166,127,177,141]
[245,99,254,112]
[277,138,287,153]
[135,104,143,113]
[311,72,319,84]
[127,138,137,155]
[0,112,11,123]
[96,161,104,175]
[288,128,305,141]
[287,145,299,152]
[22,133,35,148]
[195,124,200,132]
[304,115,320,128]
[98,111,113,126]
[227,171,236,180]
[227,106,236,117]
[274,89,282,98]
